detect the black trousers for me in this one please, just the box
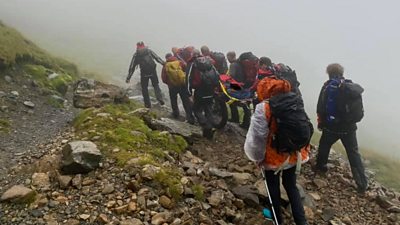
[192,91,213,131]
[140,71,163,108]
[316,129,368,190]
[229,103,240,123]
[265,167,308,225]
[169,86,194,122]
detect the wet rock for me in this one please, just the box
[61,141,102,174]
[0,185,36,203]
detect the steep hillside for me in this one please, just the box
[0,21,80,180]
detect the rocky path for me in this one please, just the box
[0,84,399,225]
[0,73,77,181]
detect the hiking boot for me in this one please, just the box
[312,164,328,177]
[357,183,369,194]
[203,128,215,140]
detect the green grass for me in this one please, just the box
[0,119,10,133]
[312,131,400,191]
[0,21,79,95]
[191,184,205,201]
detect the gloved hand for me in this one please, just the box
[125,78,130,84]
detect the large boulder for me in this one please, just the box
[73,79,129,108]
[61,141,102,174]
[1,185,36,203]
[148,117,202,143]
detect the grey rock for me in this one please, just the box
[10,91,19,98]
[141,164,161,180]
[209,167,233,178]
[4,75,12,83]
[61,141,102,174]
[48,73,59,79]
[148,117,202,142]
[30,209,44,218]
[231,172,252,185]
[72,174,82,189]
[0,91,6,98]
[231,185,260,207]
[102,184,115,195]
[23,101,35,108]
[51,95,65,104]
[207,190,225,207]
[321,207,336,221]
[73,79,128,109]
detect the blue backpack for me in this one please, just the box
[325,78,343,123]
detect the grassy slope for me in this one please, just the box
[0,21,79,95]
[311,132,400,191]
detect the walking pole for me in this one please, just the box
[261,169,280,225]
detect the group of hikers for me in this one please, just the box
[126,42,368,225]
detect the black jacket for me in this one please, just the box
[127,48,164,79]
[317,79,359,132]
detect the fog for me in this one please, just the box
[1,0,399,159]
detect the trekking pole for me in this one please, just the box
[261,169,280,225]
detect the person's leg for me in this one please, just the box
[178,86,195,124]
[169,87,179,118]
[203,98,215,139]
[240,103,251,129]
[229,103,239,123]
[264,170,283,224]
[315,130,339,172]
[282,167,308,225]
[140,75,151,108]
[150,71,164,105]
[341,131,368,192]
[192,94,207,128]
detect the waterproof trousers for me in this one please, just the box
[316,129,368,192]
[192,91,214,139]
[140,71,164,108]
[169,85,194,123]
[265,166,308,225]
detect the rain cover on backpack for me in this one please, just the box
[165,61,186,87]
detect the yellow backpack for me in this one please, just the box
[165,61,186,86]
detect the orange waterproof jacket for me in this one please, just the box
[244,77,309,170]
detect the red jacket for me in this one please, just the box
[161,56,187,86]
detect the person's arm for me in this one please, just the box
[244,102,269,163]
[126,53,137,83]
[150,50,165,65]
[186,63,194,96]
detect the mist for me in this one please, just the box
[1,0,399,159]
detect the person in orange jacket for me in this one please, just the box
[244,77,310,225]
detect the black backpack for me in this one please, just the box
[211,52,228,74]
[274,63,301,95]
[338,81,364,123]
[194,56,220,88]
[136,48,156,74]
[269,92,313,153]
